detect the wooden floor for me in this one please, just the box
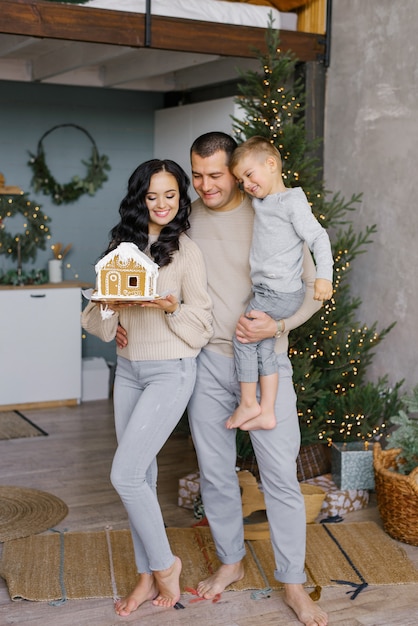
[0,399,417,626]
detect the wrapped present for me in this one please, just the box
[331,442,375,490]
[304,473,369,520]
[178,471,200,509]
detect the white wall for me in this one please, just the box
[324,0,417,390]
[154,96,243,197]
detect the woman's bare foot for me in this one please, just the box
[226,402,261,429]
[152,556,182,608]
[114,572,158,616]
[284,583,328,626]
[196,562,245,599]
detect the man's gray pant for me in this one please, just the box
[188,348,307,584]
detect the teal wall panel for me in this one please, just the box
[0,80,164,362]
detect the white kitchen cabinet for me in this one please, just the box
[0,284,83,408]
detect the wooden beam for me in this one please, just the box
[1,0,324,62]
[1,0,145,46]
[150,16,324,61]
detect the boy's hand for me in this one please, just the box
[314,278,333,302]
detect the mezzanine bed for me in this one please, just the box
[0,0,326,91]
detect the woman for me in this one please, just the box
[81,159,212,617]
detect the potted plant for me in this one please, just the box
[373,385,418,546]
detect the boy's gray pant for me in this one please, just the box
[234,283,305,382]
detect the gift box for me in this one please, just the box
[178,471,200,509]
[304,473,369,520]
[331,442,375,490]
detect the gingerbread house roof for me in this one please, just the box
[95,242,159,274]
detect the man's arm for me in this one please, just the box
[235,244,322,344]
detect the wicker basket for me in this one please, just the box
[301,483,326,523]
[238,443,331,482]
[373,442,418,546]
[239,477,326,539]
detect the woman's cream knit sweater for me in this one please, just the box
[81,234,213,361]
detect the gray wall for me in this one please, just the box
[0,81,163,362]
[324,0,417,392]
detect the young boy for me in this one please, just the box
[226,136,333,431]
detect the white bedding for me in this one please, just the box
[85,0,298,31]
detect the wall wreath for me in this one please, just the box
[28,123,111,206]
[0,194,51,263]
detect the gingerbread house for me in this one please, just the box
[94,242,159,300]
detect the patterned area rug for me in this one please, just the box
[1,522,417,603]
[0,411,47,440]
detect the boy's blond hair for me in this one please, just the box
[229,136,282,173]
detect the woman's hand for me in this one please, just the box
[140,293,179,315]
[114,295,179,350]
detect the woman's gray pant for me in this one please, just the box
[111,355,196,574]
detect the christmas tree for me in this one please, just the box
[232,21,403,447]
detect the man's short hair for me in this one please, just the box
[191,132,237,162]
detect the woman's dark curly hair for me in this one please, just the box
[106,159,191,267]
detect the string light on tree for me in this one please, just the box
[0,194,51,263]
[231,18,403,448]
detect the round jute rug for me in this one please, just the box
[0,486,68,542]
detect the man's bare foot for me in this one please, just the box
[238,408,276,431]
[226,402,261,429]
[196,562,245,599]
[284,583,328,626]
[114,572,158,616]
[152,556,182,608]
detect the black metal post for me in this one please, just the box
[145,0,151,47]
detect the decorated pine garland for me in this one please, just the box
[28,123,111,205]
[0,194,51,263]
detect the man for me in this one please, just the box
[117,132,328,626]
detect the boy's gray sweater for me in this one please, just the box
[251,186,333,292]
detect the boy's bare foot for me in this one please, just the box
[196,562,245,598]
[114,572,158,616]
[238,408,277,431]
[284,583,328,626]
[226,403,261,429]
[152,556,182,608]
